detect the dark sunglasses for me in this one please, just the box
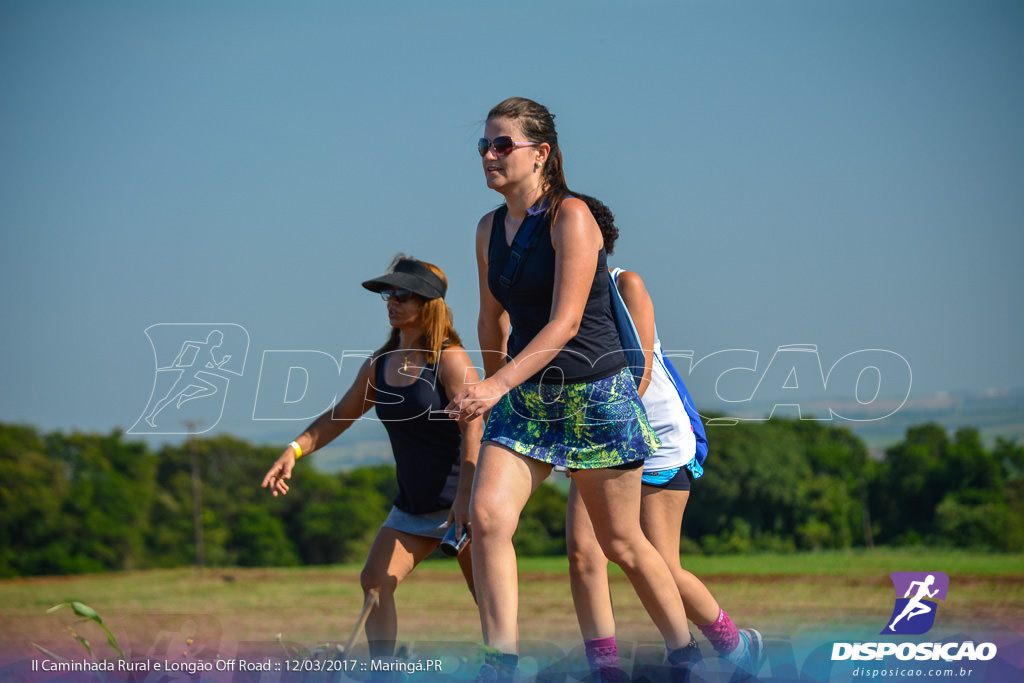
[478,136,539,157]
[380,288,415,303]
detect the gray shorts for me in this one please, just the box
[380,505,450,540]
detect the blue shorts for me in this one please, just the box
[641,466,692,491]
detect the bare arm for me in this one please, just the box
[449,198,603,421]
[437,345,483,532]
[475,211,511,380]
[615,269,656,398]
[261,357,377,496]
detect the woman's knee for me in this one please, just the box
[594,535,642,570]
[469,493,519,539]
[360,566,398,595]
[568,539,608,579]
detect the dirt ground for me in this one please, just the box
[3,566,1021,669]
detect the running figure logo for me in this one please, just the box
[129,324,249,435]
[882,571,949,635]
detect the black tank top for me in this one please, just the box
[486,204,626,384]
[373,352,461,514]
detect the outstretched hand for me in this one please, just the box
[261,449,297,497]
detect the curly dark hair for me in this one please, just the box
[577,193,619,255]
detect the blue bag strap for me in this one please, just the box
[497,206,546,295]
[611,268,709,474]
[658,354,709,472]
[608,268,646,388]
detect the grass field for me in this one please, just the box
[2,549,1021,668]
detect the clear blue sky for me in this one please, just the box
[1,0,1022,444]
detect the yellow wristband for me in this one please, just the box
[289,441,303,459]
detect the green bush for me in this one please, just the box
[0,418,1020,577]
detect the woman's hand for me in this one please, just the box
[446,375,508,423]
[259,358,374,498]
[448,488,472,538]
[261,447,297,497]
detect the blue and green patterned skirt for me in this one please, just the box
[483,368,660,470]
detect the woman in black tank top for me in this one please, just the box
[261,255,481,665]
[446,98,700,682]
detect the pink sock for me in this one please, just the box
[584,636,621,682]
[697,608,740,656]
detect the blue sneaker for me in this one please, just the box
[473,663,498,682]
[667,638,703,683]
[727,628,763,680]
[473,662,518,683]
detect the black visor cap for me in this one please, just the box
[361,259,446,300]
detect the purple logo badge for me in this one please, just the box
[882,571,949,635]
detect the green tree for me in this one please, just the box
[871,423,949,544]
[934,489,1014,551]
[0,424,68,576]
[870,424,1022,550]
[513,482,568,556]
[687,419,810,551]
[46,429,157,572]
[152,436,294,567]
[687,418,867,553]
[230,505,300,566]
[288,471,389,564]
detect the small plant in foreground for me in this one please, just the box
[33,601,126,663]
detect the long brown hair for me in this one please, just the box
[374,254,462,365]
[487,97,573,220]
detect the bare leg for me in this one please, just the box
[638,486,721,625]
[470,442,552,654]
[359,526,441,657]
[572,466,691,650]
[567,479,624,680]
[457,539,477,603]
[566,479,615,640]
